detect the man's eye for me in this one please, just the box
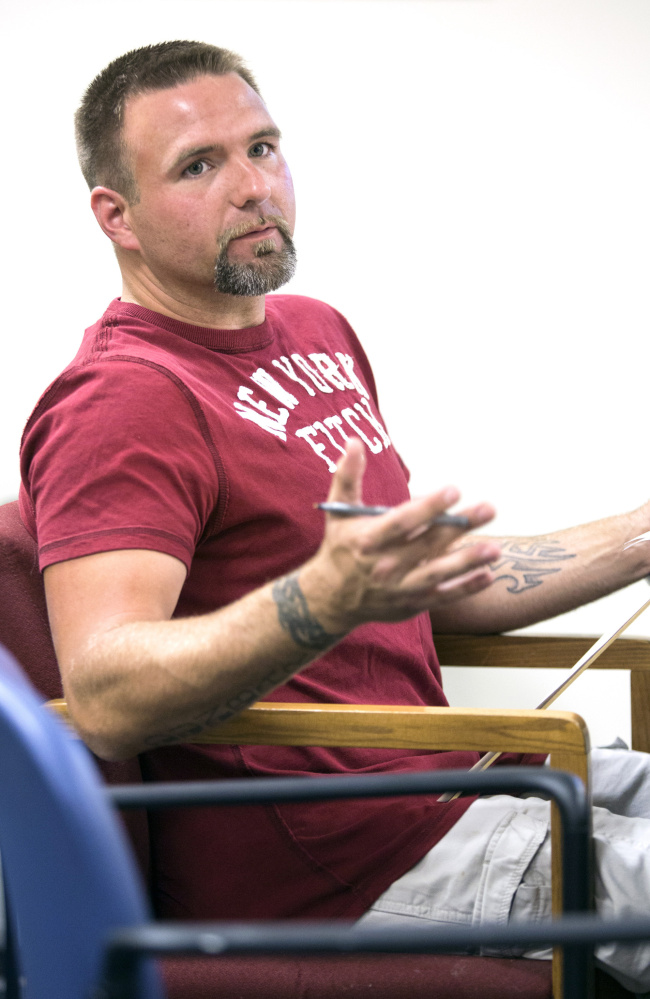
[249,142,272,158]
[184,160,209,177]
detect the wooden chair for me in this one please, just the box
[1,498,643,997]
[0,644,602,999]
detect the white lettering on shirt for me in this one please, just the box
[233,350,388,468]
[335,353,369,399]
[354,399,391,448]
[295,425,338,472]
[313,420,346,455]
[323,414,350,444]
[308,354,355,391]
[233,387,289,441]
[290,354,333,393]
[294,400,389,471]
[272,356,317,397]
[250,368,299,409]
[341,408,383,454]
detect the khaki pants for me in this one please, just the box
[357,748,650,995]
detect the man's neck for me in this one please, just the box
[120,273,266,330]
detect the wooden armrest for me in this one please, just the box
[434,633,650,670]
[186,702,590,774]
[47,697,588,789]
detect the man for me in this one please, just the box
[18,41,650,990]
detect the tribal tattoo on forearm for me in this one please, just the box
[454,537,577,594]
[489,539,576,594]
[142,664,295,749]
[272,571,346,649]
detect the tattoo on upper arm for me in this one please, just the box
[272,572,345,649]
[490,540,576,594]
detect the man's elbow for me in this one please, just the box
[66,698,144,762]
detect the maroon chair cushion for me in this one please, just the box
[161,956,633,997]
[161,954,553,998]
[0,500,60,699]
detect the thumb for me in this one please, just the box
[328,437,366,505]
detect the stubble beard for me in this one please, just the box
[214,215,297,296]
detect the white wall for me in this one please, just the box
[3,0,650,744]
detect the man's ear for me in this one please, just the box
[90,187,140,252]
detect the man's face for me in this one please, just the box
[119,73,296,298]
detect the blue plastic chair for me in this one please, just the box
[0,644,163,999]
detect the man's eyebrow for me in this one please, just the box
[171,129,282,171]
[171,144,223,170]
[249,127,282,142]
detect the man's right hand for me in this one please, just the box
[300,438,500,635]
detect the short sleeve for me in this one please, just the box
[20,359,220,571]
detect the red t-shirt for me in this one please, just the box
[20,296,481,919]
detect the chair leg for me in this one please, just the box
[1,885,22,999]
[631,672,650,754]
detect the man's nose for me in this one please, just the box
[229,157,272,208]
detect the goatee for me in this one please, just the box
[214,215,297,296]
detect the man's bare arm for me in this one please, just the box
[428,506,650,635]
[45,440,500,761]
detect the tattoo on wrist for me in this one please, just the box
[272,572,346,650]
[490,540,576,594]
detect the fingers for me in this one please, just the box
[327,438,366,507]
[402,501,496,545]
[363,488,459,548]
[325,444,495,551]
[361,496,495,558]
[434,565,496,602]
[323,453,497,587]
[401,540,501,597]
[315,451,500,625]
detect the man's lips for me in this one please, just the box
[232,226,277,243]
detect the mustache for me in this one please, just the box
[218,215,292,251]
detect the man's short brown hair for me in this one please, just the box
[75,40,260,202]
